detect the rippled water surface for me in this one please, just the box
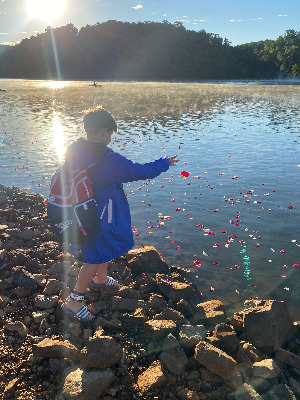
[0,79,300,318]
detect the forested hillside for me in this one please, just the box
[0,21,299,80]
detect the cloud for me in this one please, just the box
[132,5,143,9]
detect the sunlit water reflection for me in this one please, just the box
[0,79,299,318]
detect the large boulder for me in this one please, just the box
[137,360,167,394]
[243,300,293,351]
[214,323,239,353]
[195,341,237,379]
[11,268,37,289]
[127,246,169,274]
[159,346,188,375]
[252,359,281,379]
[157,278,196,304]
[62,366,115,400]
[178,325,208,351]
[190,300,226,328]
[32,338,79,362]
[274,348,300,370]
[144,319,176,340]
[79,336,123,368]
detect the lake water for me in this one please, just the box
[0,79,299,319]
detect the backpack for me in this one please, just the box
[46,163,100,245]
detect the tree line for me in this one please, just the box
[0,21,299,80]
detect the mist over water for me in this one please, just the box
[0,79,299,318]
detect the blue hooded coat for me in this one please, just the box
[64,138,170,264]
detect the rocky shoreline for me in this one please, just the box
[0,184,300,400]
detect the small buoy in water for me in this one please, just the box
[255,81,258,84]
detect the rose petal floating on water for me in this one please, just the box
[171,240,176,243]
[256,244,260,247]
[176,208,181,211]
[222,230,227,233]
[176,246,181,251]
[213,262,219,265]
[281,275,287,278]
[209,287,215,292]
[251,284,256,287]
[180,171,189,178]
[288,206,293,209]
[280,250,287,253]
[293,264,299,268]
[235,265,241,268]
[282,265,288,269]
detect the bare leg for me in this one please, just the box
[64,263,98,320]
[92,262,120,286]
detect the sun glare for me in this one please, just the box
[28,0,65,21]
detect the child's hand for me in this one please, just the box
[165,154,180,166]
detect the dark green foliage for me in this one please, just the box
[0,21,299,80]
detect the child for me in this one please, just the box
[62,106,179,322]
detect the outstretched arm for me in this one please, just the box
[165,154,180,166]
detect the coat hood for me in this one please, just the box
[64,138,110,170]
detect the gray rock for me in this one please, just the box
[62,366,115,400]
[157,279,196,304]
[252,359,281,378]
[243,300,293,351]
[43,279,64,295]
[0,248,7,261]
[120,308,148,325]
[162,334,181,351]
[24,258,40,274]
[47,261,71,275]
[4,321,28,338]
[235,383,262,399]
[264,383,297,399]
[195,341,237,379]
[190,300,226,328]
[32,338,79,362]
[241,342,264,363]
[111,296,150,311]
[144,319,176,340]
[274,348,300,370]
[149,294,168,312]
[159,346,188,375]
[176,299,195,317]
[178,325,208,350]
[20,228,33,241]
[154,308,187,327]
[79,336,123,368]
[32,311,50,324]
[127,246,169,274]
[137,360,167,394]
[214,323,239,353]
[117,286,146,300]
[289,377,300,396]
[12,268,37,289]
[35,294,58,309]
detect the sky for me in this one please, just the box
[0,0,299,47]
